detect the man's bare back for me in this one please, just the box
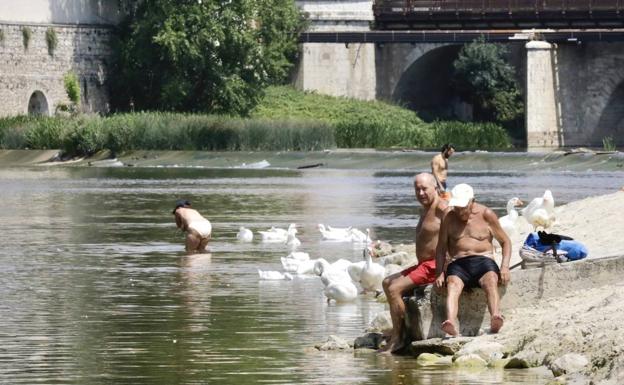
[173,200,212,254]
[431,153,448,187]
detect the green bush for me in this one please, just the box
[63,71,81,105]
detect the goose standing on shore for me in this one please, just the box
[499,197,524,237]
[522,190,556,230]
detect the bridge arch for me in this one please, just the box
[391,44,465,121]
[27,90,50,116]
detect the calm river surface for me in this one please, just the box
[1,163,622,384]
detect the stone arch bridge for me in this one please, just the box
[295,0,624,149]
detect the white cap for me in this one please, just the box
[448,183,474,207]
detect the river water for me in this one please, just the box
[1,160,622,384]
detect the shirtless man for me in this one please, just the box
[380,173,449,354]
[434,183,511,336]
[172,199,212,254]
[431,143,455,192]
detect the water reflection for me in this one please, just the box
[1,165,620,384]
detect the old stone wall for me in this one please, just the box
[0,22,113,116]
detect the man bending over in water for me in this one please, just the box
[173,199,212,254]
[380,173,449,354]
[434,183,511,336]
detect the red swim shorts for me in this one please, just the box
[401,259,437,285]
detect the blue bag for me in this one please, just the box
[523,232,588,261]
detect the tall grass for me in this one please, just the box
[602,136,616,152]
[0,113,335,155]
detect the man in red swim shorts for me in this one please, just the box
[380,173,449,354]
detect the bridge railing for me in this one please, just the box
[373,0,623,17]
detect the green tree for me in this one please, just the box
[453,37,524,138]
[110,0,304,115]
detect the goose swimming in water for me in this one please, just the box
[258,269,293,280]
[318,224,352,241]
[236,227,254,242]
[259,223,297,243]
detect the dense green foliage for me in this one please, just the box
[110,0,304,114]
[453,38,524,138]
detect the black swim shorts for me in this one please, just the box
[446,255,500,288]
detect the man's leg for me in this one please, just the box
[380,273,415,354]
[198,236,210,252]
[479,271,503,333]
[185,232,201,254]
[442,275,464,336]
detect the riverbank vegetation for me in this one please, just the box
[0,87,512,156]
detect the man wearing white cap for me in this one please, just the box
[434,183,511,336]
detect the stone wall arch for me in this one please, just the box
[27,90,50,116]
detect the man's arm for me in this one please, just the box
[175,212,183,230]
[434,213,450,289]
[484,208,512,285]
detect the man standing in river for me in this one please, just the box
[173,199,212,254]
[434,183,511,336]
[380,173,449,354]
[431,143,455,193]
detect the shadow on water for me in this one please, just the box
[1,163,621,383]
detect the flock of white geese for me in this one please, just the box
[249,189,557,304]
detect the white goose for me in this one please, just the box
[286,228,301,249]
[236,227,254,242]
[499,197,524,237]
[259,223,296,243]
[314,259,353,287]
[521,190,556,230]
[360,247,386,293]
[258,269,293,280]
[349,228,371,243]
[324,280,358,303]
[318,224,352,241]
